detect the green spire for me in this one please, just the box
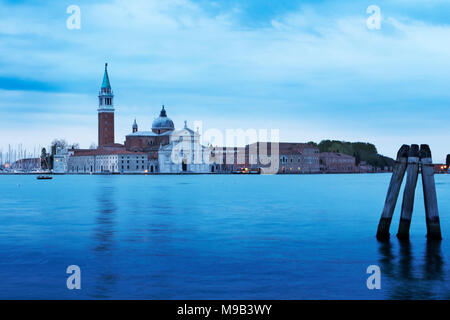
[101,63,111,89]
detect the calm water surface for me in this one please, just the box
[0,174,449,299]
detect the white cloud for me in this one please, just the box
[0,0,449,161]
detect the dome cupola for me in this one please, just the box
[152,105,174,134]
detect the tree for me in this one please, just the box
[51,139,68,149]
[89,143,97,150]
[354,152,361,166]
[51,139,69,157]
[40,147,48,170]
[317,140,394,169]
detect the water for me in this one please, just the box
[0,174,449,299]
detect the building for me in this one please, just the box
[319,152,356,173]
[434,164,448,174]
[158,122,211,173]
[124,105,173,155]
[53,148,73,173]
[68,149,149,173]
[125,107,211,173]
[277,143,320,173]
[66,64,212,174]
[358,161,374,173]
[245,142,320,174]
[209,143,320,174]
[210,147,246,173]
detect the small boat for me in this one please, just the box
[233,167,261,174]
[37,175,52,180]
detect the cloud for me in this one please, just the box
[0,0,449,162]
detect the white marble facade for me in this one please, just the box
[158,126,212,173]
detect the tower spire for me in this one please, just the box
[98,63,115,147]
[101,62,111,90]
[160,105,167,117]
[132,118,138,133]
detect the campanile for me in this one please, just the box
[98,63,115,147]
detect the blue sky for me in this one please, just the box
[0,0,449,161]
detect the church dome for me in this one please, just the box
[152,105,174,132]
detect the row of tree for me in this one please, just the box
[308,140,395,169]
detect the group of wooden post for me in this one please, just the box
[376,144,442,241]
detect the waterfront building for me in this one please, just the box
[277,143,320,174]
[358,161,374,173]
[126,108,211,173]
[245,142,320,174]
[124,106,173,155]
[67,149,149,173]
[210,147,246,173]
[434,164,448,174]
[158,122,211,173]
[53,148,73,173]
[319,152,356,173]
[209,143,320,174]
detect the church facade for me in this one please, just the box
[66,64,212,174]
[124,106,211,173]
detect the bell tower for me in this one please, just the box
[98,63,115,147]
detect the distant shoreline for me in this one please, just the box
[0,172,396,176]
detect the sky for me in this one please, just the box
[0,0,449,162]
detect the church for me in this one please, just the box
[63,64,324,175]
[65,64,212,174]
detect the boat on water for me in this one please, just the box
[233,167,261,174]
[37,175,52,180]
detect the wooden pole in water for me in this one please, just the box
[397,144,420,240]
[420,144,442,240]
[376,144,410,240]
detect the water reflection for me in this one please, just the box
[378,241,395,277]
[378,240,444,299]
[423,241,443,281]
[91,178,119,298]
[398,240,413,280]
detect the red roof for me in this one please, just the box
[73,149,147,156]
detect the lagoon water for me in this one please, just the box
[0,174,449,299]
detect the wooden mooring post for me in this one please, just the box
[376,145,410,240]
[397,144,420,240]
[376,144,442,241]
[420,144,442,240]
